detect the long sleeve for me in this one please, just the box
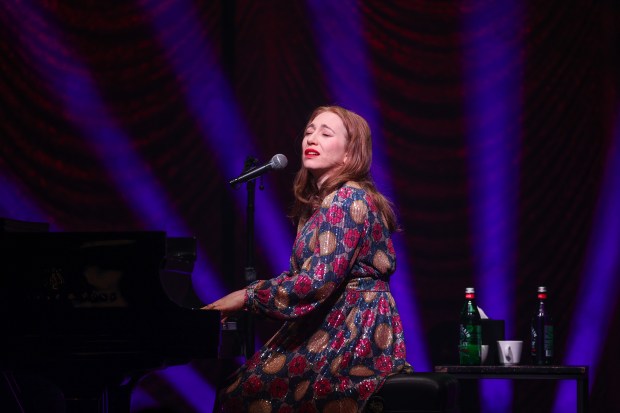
[245,185,374,320]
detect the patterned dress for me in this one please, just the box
[217,182,408,413]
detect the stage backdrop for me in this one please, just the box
[1,0,619,412]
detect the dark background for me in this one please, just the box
[1,0,619,412]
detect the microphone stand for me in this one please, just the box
[241,156,259,359]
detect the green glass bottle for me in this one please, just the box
[459,287,482,365]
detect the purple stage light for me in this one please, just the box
[139,0,294,288]
[156,366,215,413]
[306,0,430,371]
[0,170,50,224]
[463,1,523,409]
[552,107,620,412]
[129,387,159,412]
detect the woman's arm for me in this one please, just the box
[246,186,372,320]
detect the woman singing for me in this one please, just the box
[204,105,409,413]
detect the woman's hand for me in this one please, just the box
[202,289,246,321]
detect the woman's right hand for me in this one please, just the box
[201,289,246,321]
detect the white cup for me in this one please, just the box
[497,340,523,365]
[481,345,489,364]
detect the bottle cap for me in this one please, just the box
[465,287,475,294]
[537,286,547,299]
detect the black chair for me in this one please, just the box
[365,372,459,413]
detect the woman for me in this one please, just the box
[204,106,409,412]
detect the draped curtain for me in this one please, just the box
[1,0,618,411]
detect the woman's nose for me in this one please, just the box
[306,132,317,144]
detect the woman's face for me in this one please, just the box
[302,111,349,187]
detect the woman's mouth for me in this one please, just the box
[304,149,320,157]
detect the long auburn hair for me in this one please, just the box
[291,105,398,232]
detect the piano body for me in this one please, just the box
[0,220,220,412]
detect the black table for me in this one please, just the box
[434,365,588,413]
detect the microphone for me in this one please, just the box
[229,154,288,187]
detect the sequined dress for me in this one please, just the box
[217,183,408,413]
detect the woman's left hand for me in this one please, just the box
[201,289,246,320]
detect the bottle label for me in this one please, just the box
[459,324,481,365]
[544,325,554,358]
[532,320,554,363]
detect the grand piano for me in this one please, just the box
[0,219,221,412]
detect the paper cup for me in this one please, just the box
[497,340,523,365]
[481,345,489,364]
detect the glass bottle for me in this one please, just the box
[459,287,482,365]
[531,286,554,364]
